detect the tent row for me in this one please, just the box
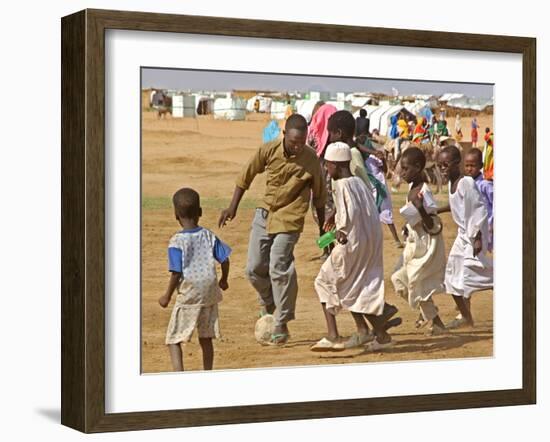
[351,102,434,137]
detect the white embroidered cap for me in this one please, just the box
[324,142,351,162]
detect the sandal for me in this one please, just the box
[445,317,474,330]
[425,324,448,336]
[344,332,374,349]
[365,338,394,352]
[415,313,429,329]
[310,337,345,352]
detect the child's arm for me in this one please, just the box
[437,204,450,214]
[473,231,482,257]
[159,272,181,308]
[219,259,230,291]
[411,192,434,230]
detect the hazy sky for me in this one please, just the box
[142,67,493,98]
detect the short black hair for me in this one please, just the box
[440,145,462,162]
[359,109,367,117]
[285,113,308,132]
[401,147,426,170]
[465,148,483,167]
[172,188,201,219]
[327,110,355,138]
[485,127,491,133]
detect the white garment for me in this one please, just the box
[391,183,446,320]
[365,155,394,224]
[315,176,385,316]
[445,177,493,298]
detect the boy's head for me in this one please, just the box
[437,145,462,181]
[172,188,202,222]
[400,147,426,183]
[464,148,483,178]
[283,114,308,156]
[485,127,491,134]
[324,142,351,180]
[359,109,367,118]
[327,110,355,143]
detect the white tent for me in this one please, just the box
[193,94,214,115]
[325,101,352,112]
[295,99,319,123]
[270,101,288,120]
[246,95,273,113]
[213,98,247,120]
[446,96,493,111]
[439,93,465,102]
[354,104,415,136]
[171,95,196,118]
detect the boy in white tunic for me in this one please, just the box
[313,142,393,351]
[437,146,493,329]
[158,188,231,371]
[391,147,447,335]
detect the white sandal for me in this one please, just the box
[310,337,345,352]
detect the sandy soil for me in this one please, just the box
[141,110,494,373]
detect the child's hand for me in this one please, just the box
[402,225,409,238]
[323,213,336,232]
[158,294,171,308]
[336,230,348,244]
[219,278,229,291]
[411,192,424,210]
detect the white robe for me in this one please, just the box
[391,183,446,311]
[445,177,493,298]
[314,176,385,316]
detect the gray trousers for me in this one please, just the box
[246,208,300,328]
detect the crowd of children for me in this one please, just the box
[157,108,494,371]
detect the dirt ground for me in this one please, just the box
[141,110,494,373]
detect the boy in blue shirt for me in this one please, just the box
[159,188,231,371]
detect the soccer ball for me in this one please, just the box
[254,314,275,344]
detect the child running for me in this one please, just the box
[159,188,231,371]
[391,147,448,335]
[327,110,403,248]
[464,148,494,252]
[437,146,493,329]
[312,142,394,351]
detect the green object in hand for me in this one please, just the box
[317,230,336,249]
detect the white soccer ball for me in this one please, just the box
[254,314,275,344]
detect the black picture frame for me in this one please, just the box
[61,8,536,433]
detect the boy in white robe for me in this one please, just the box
[312,142,393,351]
[391,147,447,335]
[437,146,493,329]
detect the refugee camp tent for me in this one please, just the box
[404,102,434,122]
[295,99,319,123]
[439,93,465,102]
[194,95,214,115]
[446,96,493,112]
[172,95,196,118]
[246,95,273,113]
[270,101,288,120]
[355,104,416,136]
[213,97,247,120]
[325,101,352,112]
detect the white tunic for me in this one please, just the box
[391,183,446,308]
[314,176,385,315]
[445,177,493,298]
